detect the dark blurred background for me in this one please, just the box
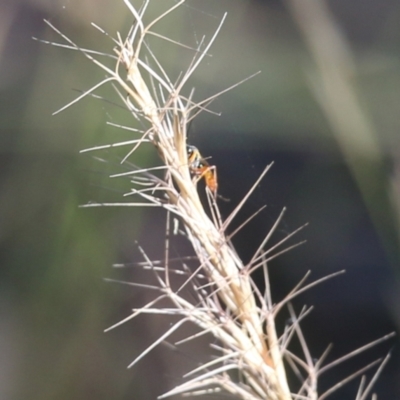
[1,0,399,399]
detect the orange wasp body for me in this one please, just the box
[186,145,218,195]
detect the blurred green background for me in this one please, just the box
[1,0,399,399]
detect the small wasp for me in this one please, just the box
[186,144,218,195]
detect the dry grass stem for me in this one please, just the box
[41,1,395,398]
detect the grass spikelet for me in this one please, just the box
[40,1,395,399]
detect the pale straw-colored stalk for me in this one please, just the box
[40,1,394,399]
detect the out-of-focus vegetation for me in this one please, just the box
[1,0,399,399]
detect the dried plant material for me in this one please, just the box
[37,1,395,399]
